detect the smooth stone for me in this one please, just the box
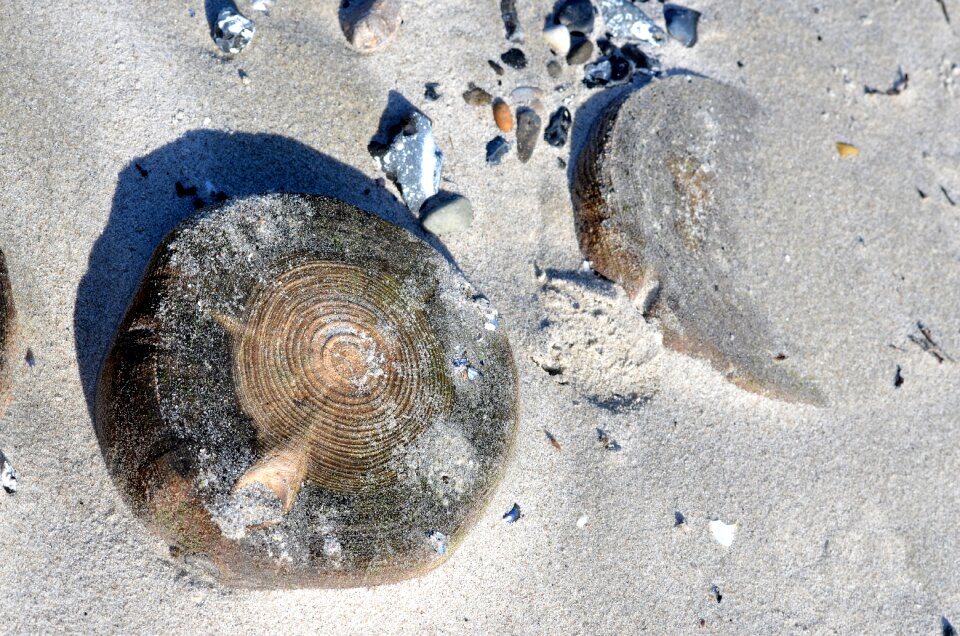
[567,37,594,65]
[555,0,595,33]
[543,24,571,57]
[547,60,564,78]
[511,86,545,103]
[420,194,474,235]
[515,108,542,163]
[340,0,402,53]
[663,4,701,47]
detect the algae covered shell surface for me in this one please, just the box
[96,194,518,588]
[573,76,822,404]
[0,250,14,413]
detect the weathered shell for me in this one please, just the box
[0,250,14,413]
[96,194,518,588]
[572,77,822,403]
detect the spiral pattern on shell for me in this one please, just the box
[233,261,453,494]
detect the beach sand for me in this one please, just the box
[1,0,958,632]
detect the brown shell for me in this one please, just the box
[572,77,823,404]
[0,250,14,414]
[96,194,519,588]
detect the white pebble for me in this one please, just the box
[543,24,571,57]
[709,519,737,546]
[576,514,589,528]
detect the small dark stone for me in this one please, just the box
[596,37,617,56]
[515,107,542,163]
[135,163,149,177]
[555,0,595,33]
[500,47,528,69]
[609,54,632,81]
[486,136,512,165]
[424,82,441,101]
[547,59,563,78]
[664,4,701,47]
[566,36,594,65]
[488,60,505,75]
[544,106,572,148]
[558,157,567,168]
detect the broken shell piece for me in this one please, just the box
[836,142,859,158]
[340,0,402,53]
[543,24,572,57]
[374,111,444,213]
[96,194,518,588]
[502,502,521,523]
[572,77,823,403]
[213,8,255,55]
[598,0,665,45]
[709,519,737,547]
[0,450,16,493]
[0,250,13,414]
[493,99,514,132]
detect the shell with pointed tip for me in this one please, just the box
[572,77,823,404]
[96,194,518,588]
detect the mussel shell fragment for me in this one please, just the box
[0,250,14,414]
[572,77,822,404]
[96,194,518,587]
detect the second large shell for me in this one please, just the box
[96,194,518,588]
[572,77,822,403]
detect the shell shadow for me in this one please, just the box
[74,130,455,422]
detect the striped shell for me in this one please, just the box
[96,194,518,588]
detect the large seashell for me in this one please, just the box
[0,250,14,414]
[572,77,822,404]
[96,194,518,588]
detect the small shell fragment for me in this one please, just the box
[543,24,572,57]
[836,142,859,158]
[493,99,514,132]
[576,514,589,528]
[709,519,737,547]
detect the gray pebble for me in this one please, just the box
[547,59,564,78]
[567,37,594,65]
[420,194,474,235]
[516,107,542,163]
[664,4,701,47]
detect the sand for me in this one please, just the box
[0,0,958,633]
